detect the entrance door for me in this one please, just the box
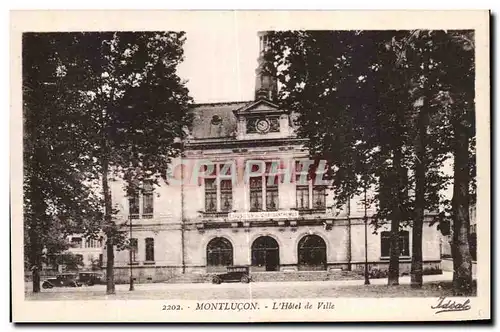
[251,236,279,271]
[206,237,233,272]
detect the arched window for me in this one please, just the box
[251,236,280,271]
[298,235,327,271]
[206,237,233,268]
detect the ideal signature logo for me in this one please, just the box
[431,296,471,314]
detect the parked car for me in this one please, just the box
[77,272,104,286]
[42,273,82,289]
[212,266,251,284]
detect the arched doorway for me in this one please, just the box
[298,235,327,271]
[206,237,233,272]
[251,236,280,271]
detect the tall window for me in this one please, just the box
[145,238,155,262]
[296,185,309,210]
[203,163,233,213]
[295,160,326,210]
[129,195,140,219]
[142,181,154,218]
[128,181,154,219]
[249,162,280,212]
[205,178,217,212]
[250,177,263,211]
[266,175,279,210]
[220,180,233,212]
[129,238,138,262]
[296,160,310,210]
[381,231,410,257]
[312,186,326,209]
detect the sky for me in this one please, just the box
[177,28,260,103]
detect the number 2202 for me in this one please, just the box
[162,304,182,310]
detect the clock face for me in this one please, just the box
[256,119,270,133]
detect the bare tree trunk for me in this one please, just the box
[105,238,115,294]
[411,100,428,288]
[347,199,352,271]
[388,147,403,286]
[103,158,116,295]
[452,120,473,296]
[29,225,41,293]
[411,208,424,287]
[411,147,425,287]
[387,220,400,285]
[28,158,45,293]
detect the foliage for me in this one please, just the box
[23,33,105,292]
[90,257,103,271]
[266,30,475,290]
[29,32,192,293]
[23,32,192,293]
[50,252,85,271]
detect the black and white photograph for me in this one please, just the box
[11,10,490,322]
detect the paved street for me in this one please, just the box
[25,272,472,300]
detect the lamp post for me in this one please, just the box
[364,185,370,285]
[129,215,134,291]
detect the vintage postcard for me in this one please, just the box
[11,10,490,322]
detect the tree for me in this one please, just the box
[370,34,415,285]
[23,33,104,292]
[267,30,465,287]
[434,31,475,295]
[267,30,416,285]
[49,32,192,294]
[389,31,444,288]
[395,30,476,292]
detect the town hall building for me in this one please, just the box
[105,32,442,283]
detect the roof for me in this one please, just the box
[233,99,283,116]
[189,101,252,140]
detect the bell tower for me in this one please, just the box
[254,31,277,101]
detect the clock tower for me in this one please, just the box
[230,31,294,140]
[232,99,293,140]
[255,31,277,101]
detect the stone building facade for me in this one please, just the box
[67,234,103,270]
[103,32,442,283]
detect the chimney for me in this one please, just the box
[254,31,277,101]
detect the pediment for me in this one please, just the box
[233,99,285,117]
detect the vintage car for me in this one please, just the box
[41,273,82,289]
[212,265,251,284]
[77,272,104,286]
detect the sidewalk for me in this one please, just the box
[25,271,456,292]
